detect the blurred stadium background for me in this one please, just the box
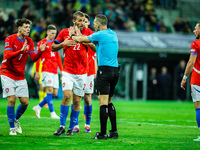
[0,0,200,101]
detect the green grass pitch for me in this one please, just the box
[0,98,200,150]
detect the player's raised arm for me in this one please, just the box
[4,38,26,60]
[69,26,95,51]
[70,33,91,43]
[29,41,47,62]
[52,37,77,52]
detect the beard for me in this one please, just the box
[196,34,200,39]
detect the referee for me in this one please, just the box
[70,14,119,139]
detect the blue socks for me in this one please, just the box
[46,93,53,112]
[39,93,54,112]
[16,104,27,120]
[196,108,200,128]
[39,96,47,108]
[69,109,80,129]
[60,105,69,126]
[85,104,92,125]
[8,104,27,128]
[71,104,79,126]
[7,105,15,128]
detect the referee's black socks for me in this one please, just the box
[100,105,108,135]
[108,103,117,132]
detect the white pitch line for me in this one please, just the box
[127,119,196,123]
[127,121,197,128]
[0,115,197,128]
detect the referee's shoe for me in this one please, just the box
[107,130,118,139]
[92,132,107,139]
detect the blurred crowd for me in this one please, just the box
[0,0,194,41]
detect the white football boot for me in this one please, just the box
[32,105,41,118]
[51,111,60,119]
[14,120,22,134]
[9,128,17,135]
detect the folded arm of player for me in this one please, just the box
[5,39,28,60]
[68,26,96,51]
[181,54,197,90]
[51,37,76,52]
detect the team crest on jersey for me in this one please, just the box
[62,83,65,88]
[5,88,9,93]
[5,42,9,47]
[26,45,30,50]
[26,45,30,53]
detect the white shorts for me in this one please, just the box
[85,74,94,94]
[1,75,29,98]
[191,84,200,102]
[62,71,87,97]
[41,72,59,89]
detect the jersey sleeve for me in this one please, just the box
[4,37,23,60]
[36,58,40,72]
[5,37,14,51]
[55,29,64,44]
[190,41,199,56]
[29,39,42,62]
[88,32,101,43]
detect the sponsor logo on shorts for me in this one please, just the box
[48,80,51,84]
[5,88,9,93]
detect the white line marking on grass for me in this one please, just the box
[128,119,196,123]
[127,121,197,128]
[0,115,196,128]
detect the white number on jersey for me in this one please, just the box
[18,54,23,60]
[51,52,55,57]
[73,43,80,50]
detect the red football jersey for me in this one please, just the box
[190,40,200,86]
[36,38,62,74]
[87,48,97,76]
[55,27,93,74]
[1,34,42,80]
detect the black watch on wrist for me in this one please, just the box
[70,34,76,39]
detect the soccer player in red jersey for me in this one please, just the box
[73,13,97,133]
[0,18,47,135]
[181,22,200,141]
[52,11,95,136]
[32,24,62,119]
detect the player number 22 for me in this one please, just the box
[73,43,80,50]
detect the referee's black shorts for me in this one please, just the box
[96,66,119,97]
